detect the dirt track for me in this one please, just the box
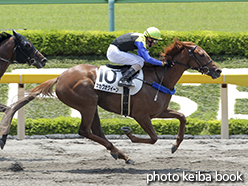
[0,137,247,186]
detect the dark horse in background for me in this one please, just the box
[0,40,221,164]
[0,30,47,147]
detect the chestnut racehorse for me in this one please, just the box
[0,40,221,164]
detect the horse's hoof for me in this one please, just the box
[171,144,178,154]
[125,158,135,165]
[121,127,131,134]
[0,140,5,150]
[111,153,118,160]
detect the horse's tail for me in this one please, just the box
[31,78,58,97]
[0,78,58,136]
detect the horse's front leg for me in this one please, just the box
[0,134,8,149]
[0,95,36,149]
[0,103,10,112]
[122,109,186,153]
[0,105,12,149]
[122,116,158,144]
[156,109,186,153]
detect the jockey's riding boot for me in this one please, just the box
[118,67,136,87]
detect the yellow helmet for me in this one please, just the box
[144,27,162,40]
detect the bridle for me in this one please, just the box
[172,45,213,75]
[15,41,39,66]
[144,44,215,100]
[0,36,39,65]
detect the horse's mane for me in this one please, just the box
[160,39,194,61]
[0,32,12,45]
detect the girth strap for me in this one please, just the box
[121,87,130,117]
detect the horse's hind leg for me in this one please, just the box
[78,107,121,160]
[56,79,122,162]
[91,109,134,164]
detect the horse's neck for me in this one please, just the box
[163,66,186,90]
[143,65,186,90]
[0,37,14,78]
[0,37,15,60]
[162,49,189,90]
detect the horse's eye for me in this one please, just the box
[200,53,205,57]
[23,41,32,50]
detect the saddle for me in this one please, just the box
[94,64,144,116]
[105,64,139,79]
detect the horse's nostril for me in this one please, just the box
[42,58,47,62]
[216,68,222,73]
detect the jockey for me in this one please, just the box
[107,27,166,87]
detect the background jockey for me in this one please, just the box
[107,27,166,87]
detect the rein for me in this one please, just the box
[153,66,168,101]
[136,65,168,86]
[135,65,175,100]
[0,56,13,64]
[172,45,213,74]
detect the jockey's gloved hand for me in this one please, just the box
[163,60,175,67]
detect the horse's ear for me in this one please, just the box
[12,29,17,36]
[174,38,180,44]
[174,38,180,41]
[12,29,21,40]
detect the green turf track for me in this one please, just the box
[0,2,248,32]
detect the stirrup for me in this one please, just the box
[118,80,134,87]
